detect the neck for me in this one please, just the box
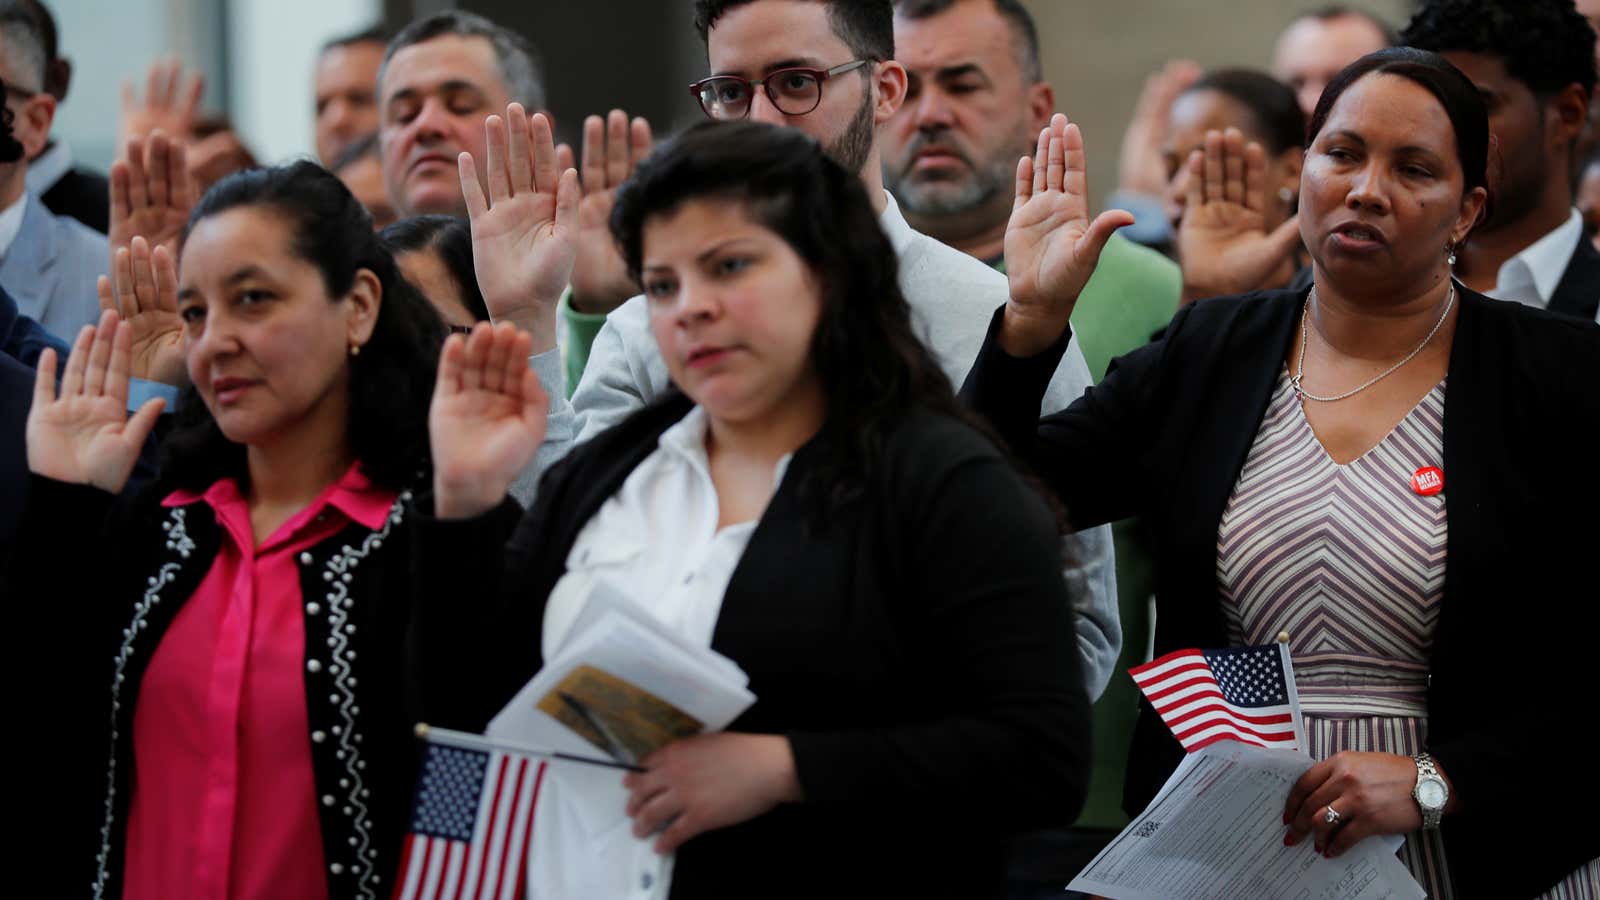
[243,394,354,515]
[904,205,1009,264]
[1308,265,1456,361]
[1453,189,1574,293]
[0,165,25,211]
[859,148,888,216]
[705,379,827,472]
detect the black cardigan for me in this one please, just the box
[411,397,1091,899]
[6,473,484,900]
[961,286,1599,898]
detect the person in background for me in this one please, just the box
[1580,148,1600,248]
[8,161,463,899]
[415,118,1090,900]
[0,36,106,341]
[963,49,1598,897]
[381,213,490,327]
[490,0,1122,698]
[5,0,109,233]
[315,24,389,168]
[884,0,1180,381]
[376,11,545,219]
[331,132,398,229]
[1404,0,1599,321]
[1271,5,1395,118]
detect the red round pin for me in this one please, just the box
[1411,466,1444,496]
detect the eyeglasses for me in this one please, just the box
[446,324,477,336]
[689,59,871,120]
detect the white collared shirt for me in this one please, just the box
[525,405,791,900]
[0,191,27,263]
[1487,209,1584,310]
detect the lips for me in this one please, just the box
[409,152,456,175]
[685,346,734,368]
[1329,220,1389,247]
[211,376,257,404]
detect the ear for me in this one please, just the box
[343,268,383,350]
[872,59,909,124]
[1026,81,1055,134]
[1546,83,1590,150]
[1452,185,1489,245]
[1279,147,1305,193]
[18,93,56,159]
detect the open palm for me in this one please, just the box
[567,110,652,314]
[1176,128,1302,301]
[101,237,185,386]
[1004,114,1135,336]
[461,105,579,343]
[430,323,549,519]
[109,131,194,260]
[27,312,167,494]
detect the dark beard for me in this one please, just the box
[823,87,876,177]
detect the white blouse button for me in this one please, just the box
[329,863,344,875]
[311,730,327,743]
[322,795,336,806]
[306,660,323,674]
[306,603,321,616]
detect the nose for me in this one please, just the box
[747,88,787,126]
[673,276,720,328]
[1345,161,1392,215]
[410,97,452,143]
[912,86,954,131]
[188,311,239,374]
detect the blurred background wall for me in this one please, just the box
[48,0,1412,206]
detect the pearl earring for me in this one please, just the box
[1278,187,1295,204]
[350,343,362,357]
[1446,245,1457,267]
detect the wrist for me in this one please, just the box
[432,477,503,521]
[758,735,803,804]
[998,304,1072,358]
[486,300,559,356]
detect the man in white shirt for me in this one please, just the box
[490,0,1121,703]
[0,14,105,341]
[1404,0,1600,322]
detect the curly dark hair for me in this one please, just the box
[159,161,445,494]
[610,120,1059,530]
[1401,0,1597,96]
[692,0,894,61]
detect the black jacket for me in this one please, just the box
[1549,233,1599,321]
[8,473,480,900]
[961,286,1599,898]
[40,165,110,234]
[412,397,1091,899]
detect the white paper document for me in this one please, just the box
[1068,742,1425,900]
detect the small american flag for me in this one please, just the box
[393,740,548,900]
[1129,644,1305,752]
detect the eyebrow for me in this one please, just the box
[714,57,824,77]
[1323,129,1446,160]
[933,63,989,82]
[385,80,485,105]
[641,237,761,274]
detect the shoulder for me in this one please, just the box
[878,407,1011,496]
[902,229,1010,299]
[1164,287,1304,347]
[50,209,109,262]
[1457,288,1600,376]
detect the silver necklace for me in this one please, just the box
[1291,281,1455,403]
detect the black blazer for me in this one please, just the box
[961,286,1599,898]
[412,397,1091,899]
[39,165,110,234]
[1549,234,1599,321]
[6,473,483,900]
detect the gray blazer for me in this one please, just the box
[0,193,107,343]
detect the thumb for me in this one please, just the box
[1075,209,1137,267]
[124,396,167,448]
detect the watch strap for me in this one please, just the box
[1413,753,1446,829]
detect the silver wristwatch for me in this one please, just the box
[1413,753,1448,829]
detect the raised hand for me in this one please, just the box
[99,237,185,386]
[110,131,195,263]
[119,59,203,148]
[1002,114,1135,357]
[460,104,580,351]
[568,110,653,314]
[1118,59,1202,196]
[430,322,550,520]
[1175,127,1303,303]
[27,311,167,494]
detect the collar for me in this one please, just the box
[161,461,399,535]
[657,404,795,489]
[1493,209,1584,305]
[877,189,919,259]
[25,141,72,195]
[0,191,28,262]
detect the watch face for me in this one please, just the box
[1417,779,1447,808]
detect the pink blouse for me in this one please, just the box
[122,465,398,900]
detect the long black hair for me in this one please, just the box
[160,161,445,493]
[380,215,491,323]
[611,120,1057,528]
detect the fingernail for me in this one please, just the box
[1283,833,1296,846]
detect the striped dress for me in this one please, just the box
[1216,369,1597,899]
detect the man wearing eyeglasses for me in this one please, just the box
[542,0,1121,704]
[0,7,106,343]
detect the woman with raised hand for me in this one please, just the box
[10,161,455,899]
[966,48,1598,897]
[415,118,1090,899]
